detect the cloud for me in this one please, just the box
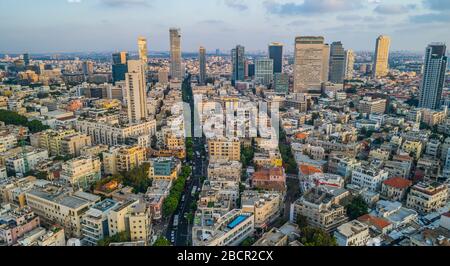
[410,12,450,23]
[264,0,364,16]
[374,4,416,15]
[224,0,248,11]
[423,0,450,11]
[67,0,82,3]
[99,0,151,8]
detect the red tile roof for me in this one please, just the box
[358,214,391,230]
[383,177,412,189]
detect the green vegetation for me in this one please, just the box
[279,130,298,175]
[241,146,255,169]
[0,109,50,133]
[346,196,369,220]
[96,163,152,194]
[97,231,130,246]
[240,237,256,247]
[186,137,194,162]
[296,215,309,229]
[153,236,171,246]
[162,166,192,217]
[299,227,337,246]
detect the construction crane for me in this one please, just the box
[18,127,30,174]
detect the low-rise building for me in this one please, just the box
[0,206,40,246]
[61,156,101,189]
[252,167,286,192]
[406,181,448,214]
[102,145,147,175]
[241,191,283,229]
[381,177,412,201]
[81,199,119,246]
[148,157,181,181]
[334,220,370,246]
[351,165,389,192]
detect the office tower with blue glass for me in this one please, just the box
[269,42,283,74]
[329,41,346,84]
[231,45,245,85]
[419,43,448,110]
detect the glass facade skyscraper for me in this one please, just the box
[269,42,283,74]
[255,58,274,86]
[329,41,346,84]
[419,43,448,110]
[231,45,245,85]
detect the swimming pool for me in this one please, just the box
[227,215,248,229]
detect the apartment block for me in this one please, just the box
[207,137,240,162]
[103,145,147,175]
[61,156,101,189]
[241,190,283,229]
[406,181,448,214]
[334,220,370,246]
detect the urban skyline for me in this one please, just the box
[1,0,450,53]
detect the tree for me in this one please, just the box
[153,236,171,246]
[299,227,337,246]
[296,215,308,229]
[346,196,369,220]
[240,237,256,246]
[97,231,130,246]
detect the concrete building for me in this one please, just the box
[373,35,391,78]
[102,145,147,175]
[25,183,100,237]
[148,157,181,180]
[406,181,448,214]
[81,199,119,246]
[207,137,240,162]
[207,160,242,182]
[125,60,148,123]
[334,220,370,246]
[290,187,349,233]
[170,28,183,80]
[137,36,148,65]
[60,156,101,189]
[241,191,283,229]
[358,97,387,115]
[192,209,254,246]
[0,206,40,246]
[381,177,412,201]
[351,166,389,192]
[344,49,355,80]
[60,133,92,157]
[255,58,274,86]
[294,36,329,93]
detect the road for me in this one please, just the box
[166,137,206,246]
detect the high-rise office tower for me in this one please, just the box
[344,49,355,80]
[82,61,94,76]
[125,60,148,123]
[294,36,330,93]
[231,45,245,85]
[199,46,206,85]
[138,37,148,65]
[329,41,346,84]
[23,53,30,66]
[112,52,129,84]
[419,43,448,110]
[269,42,283,74]
[373,35,391,79]
[170,28,182,80]
[248,63,255,78]
[274,73,289,95]
[255,58,274,86]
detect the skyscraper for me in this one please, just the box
[294,36,330,93]
[269,42,283,74]
[138,37,148,65]
[373,35,391,79]
[82,61,94,76]
[231,45,245,85]
[255,58,274,86]
[170,28,182,81]
[344,49,355,80]
[112,52,129,84]
[125,60,148,123]
[419,43,448,110]
[23,53,30,66]
[329,41,346,84]
[274,73,289,95]
[199,46,206,85]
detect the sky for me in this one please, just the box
[0,0,449,54]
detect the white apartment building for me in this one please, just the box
[351,166,389,192]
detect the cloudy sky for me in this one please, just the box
[0,0,449,53]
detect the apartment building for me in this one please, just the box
[148,157,181,180]
[0,132,17,152]
[128,203,152,244]
[290,187,349,233]
[103,145,147,175]
[25,183,100,237]
[207,160,242,182]
[81,199,119,246]
[60,156,101,189]
[358,97,387,115]
[75,119,156,146]
[252,167,286,192]
[253,222,300,246]
[207,137,240,162]
[192,209,254,246]
[381,177,412,201]
[406,181,448,214]
[60,133,92,157]
[334,220,370,246]
[30,129,76,156]
[0,206,40,246]
[241,191,283,229]
[5,148,49,176]
[351,165,389,192]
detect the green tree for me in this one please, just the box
[97,231,130,246]
[299,227,337,246]
[346,196,369,220]
[296,215,309,229]
[153,236,171,246]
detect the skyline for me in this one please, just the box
[1,0,450,53]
